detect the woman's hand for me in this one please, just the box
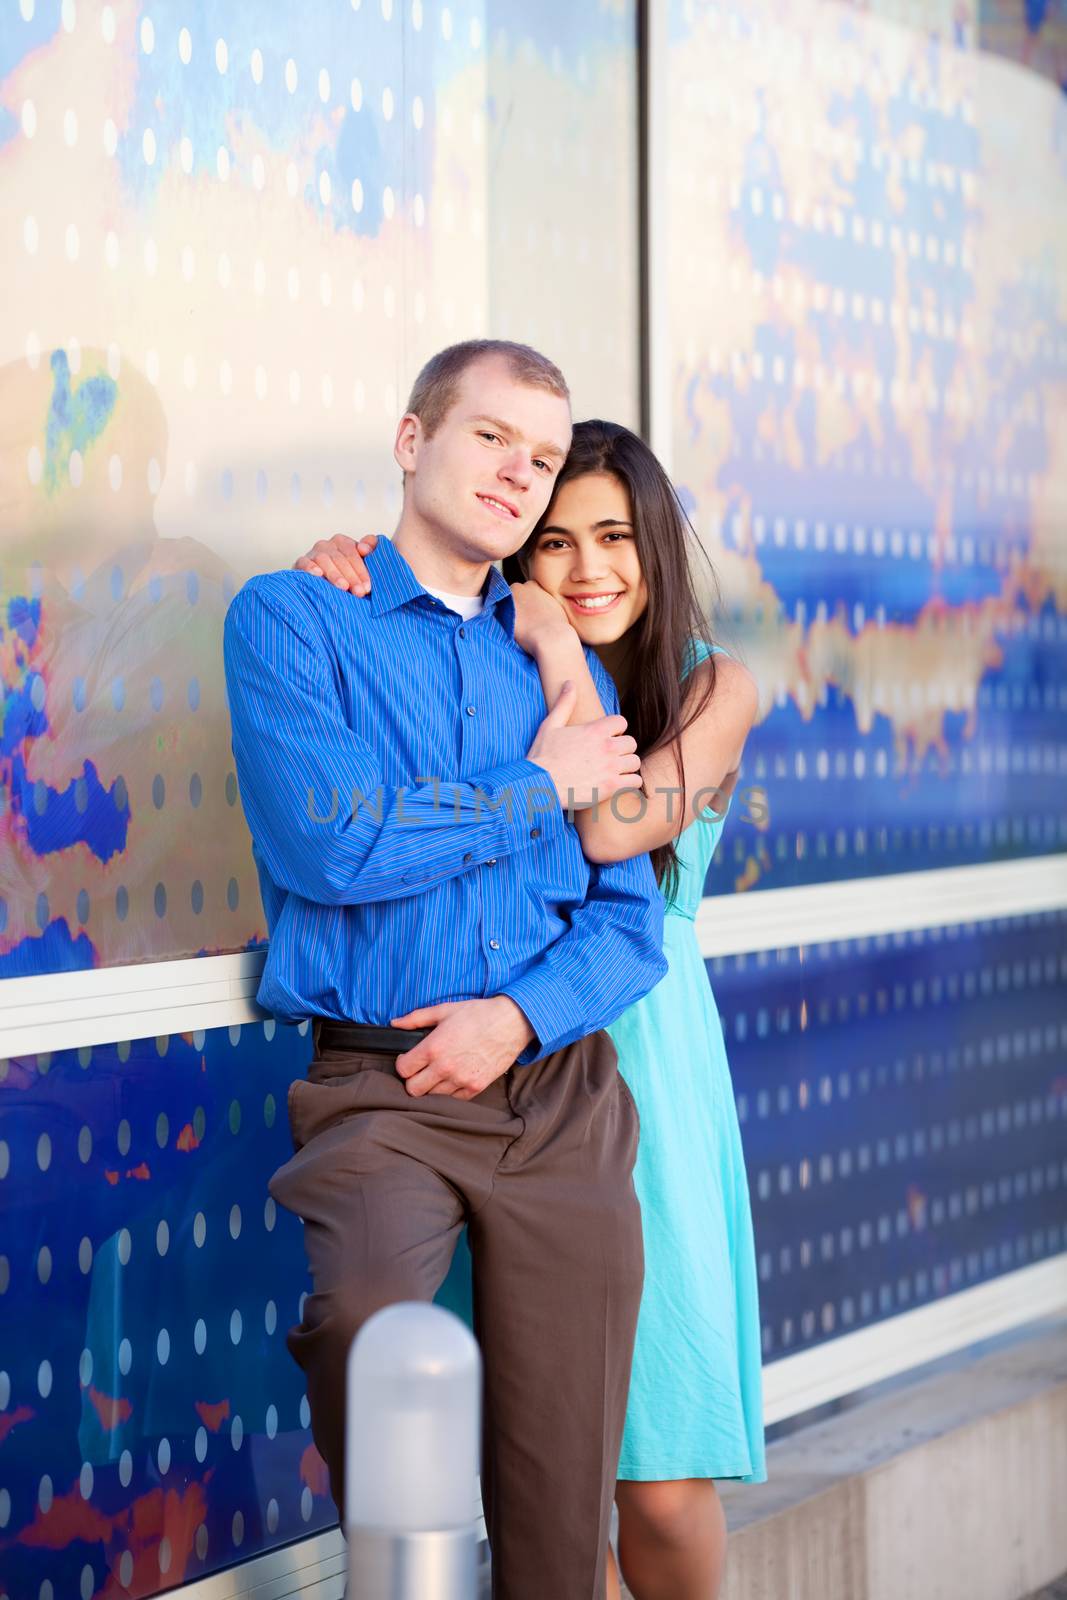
[509,578,575,653]
[294,533,379,595]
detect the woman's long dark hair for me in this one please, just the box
[503,420,722,907]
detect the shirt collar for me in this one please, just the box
[365,536,516,638]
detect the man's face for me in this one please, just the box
[396,355,572,564]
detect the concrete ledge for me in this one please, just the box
[714,1319,1067,1600]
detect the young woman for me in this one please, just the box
[294,420,766,1600]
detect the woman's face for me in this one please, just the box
[525,471,648,644]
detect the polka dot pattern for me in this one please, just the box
[0,1024,330,1596]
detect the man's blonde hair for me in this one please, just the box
[406,339,570,438]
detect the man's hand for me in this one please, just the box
[527,682,643,810]
[390,996,535,1099]
[294,533,379,594]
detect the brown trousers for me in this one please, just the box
[269,1023,643,1600]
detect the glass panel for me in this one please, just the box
[661,0,1067,893]
[1,1,639,976]
[713,910,1067,1360]
[0,1020,325,1597]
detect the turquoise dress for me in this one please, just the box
[608,641,766,1482]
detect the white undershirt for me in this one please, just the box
[422,583,486,623]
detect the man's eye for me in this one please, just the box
[478,431,501,443]
[534,458,553,473]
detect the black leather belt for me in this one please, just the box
[315,1020,432,1055]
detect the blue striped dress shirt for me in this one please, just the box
[222,536,667,1064]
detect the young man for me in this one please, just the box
[223,340,668,1599]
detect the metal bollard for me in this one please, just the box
[345,1302,482,1600]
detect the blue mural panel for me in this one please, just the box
[711,909,1067,1358]
[0,1021,325,1597]
[666,0,1067,893]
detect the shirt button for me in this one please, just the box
[486,858,497,867]
[463,852,474,863]
[458,626,466,638]
[489,939,500,951]
[466,704,476,716]
[529,826,541,839]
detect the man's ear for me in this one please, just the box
[393,411,422,475]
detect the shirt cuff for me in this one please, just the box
[501,961,582,1066]
[471,758,565,857]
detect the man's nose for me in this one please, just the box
[498,450,532,490]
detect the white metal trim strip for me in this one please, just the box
[1,856,1063,1057]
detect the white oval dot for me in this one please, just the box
[103,118,117,156]
[180,136,193,173]
[216,145,230,181]
[63,108,78,146]
[318,170,331,206]
[23,215,38,255]
[69,449,83,488]
[61,0,76,29]
[178,26,191,64]
[381,86,394,121]
[318,68,330,102]
[140,16,154,54]
[36,1132,51,1171]
[142,128,156,166]
[21,100,37,138]
[38,1359,53,1398]
[350,76,363,111]
[100,6,115,44]
[351,178,364,213]
[285,58,298,94]
[104,231,119,268]
[215,37,228,73]
[251,47,263,84]
[108,454,123,492]
[65,223,80,261]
